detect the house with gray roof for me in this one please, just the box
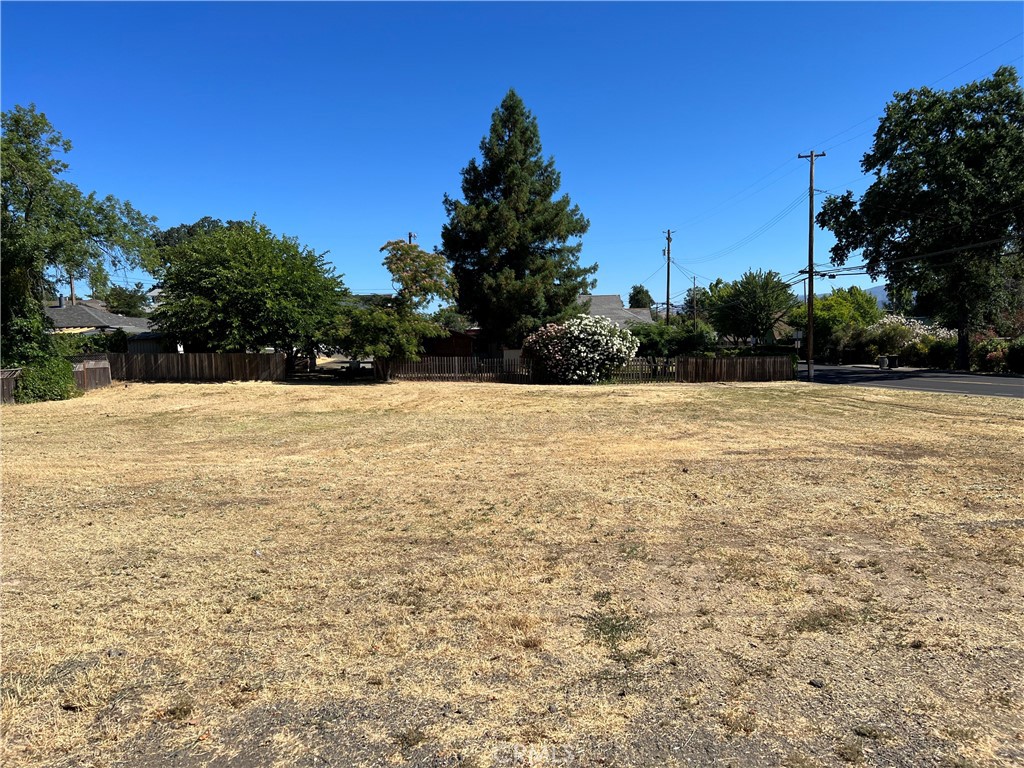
[576,294,654,330]
[44,298,152,335]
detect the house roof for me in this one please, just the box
[577,294,654,330]
[44,303,152,333]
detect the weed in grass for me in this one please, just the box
[585,609,642,647]
[984,686,1015,708]
[835,736,864,763]
[159,695,195,721]
[852,723,889,740]
[854,557,884,574]
[619,542,647,560]
[717,551,764,582]
[941,726,977,742]
[783,752,821,768]
[718,705,757,735]
[584,607,648,663]
[906,562,928,577]
[592,590,612,606]
[791,604,858,634]
[810,554,842,575]
[942,758,977,768]
[394,727,427,752]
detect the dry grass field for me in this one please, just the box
[2,380,1022,768]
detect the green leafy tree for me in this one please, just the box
[707,270,799,344]
[627,284,654,309]
[93,282,151,317]
[430,305,473,332]
[681,285,712,325]
[817,66,1024,369]
[441,89,596,349]
[151,218,347,369]
[342,240,457,380]
[2,104,153,381]
[629,320,716,360]
[790,286,883,362]
[150,217,248,270]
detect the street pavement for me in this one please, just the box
[802,364,1023,399]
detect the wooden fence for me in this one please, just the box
[107,352,287,382]
[1,368,21,404]
[390,356,532,383]
[610,359,678,383]
[391,355,794,384]
[69,354,113,391]
[676,355,795,383]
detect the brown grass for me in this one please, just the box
[2,380,1023,767]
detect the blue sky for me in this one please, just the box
[2,2,1022,307]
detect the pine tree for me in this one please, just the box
[441,90,595,348]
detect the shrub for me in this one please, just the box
[523,315,638,384]
[858,315,957,367]
[629,320,715,359]
[900,341,930,367]
[971,338,1009,373]
[1006,337,1024,374]
[14,357,80,403]
[926,337,958,370]
[50,330,129,356]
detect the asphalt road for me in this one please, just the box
[803,364,1024,399]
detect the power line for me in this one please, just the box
[688,190,808,264]
[679,158,803,228]
[927,32,1023,88]
[818,237,1018,277]
[811,32,1023,153]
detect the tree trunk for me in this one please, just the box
[373,358,392,381]
[956,314,970,371]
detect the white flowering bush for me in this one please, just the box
[866,314,956,346]
[522,315,639,384]
[855,313,958,367]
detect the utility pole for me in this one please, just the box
[798,151,825,382]
[664,230,673,325]
[408,232,417,245]
[692,276,698,333]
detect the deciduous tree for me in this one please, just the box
[817,66,1024,369]
[790,286,883,362]
[442,89,595,349]
[151,218,347,369]
[707,270,799,344]
[342,240,457,380]
[2,104,154,371]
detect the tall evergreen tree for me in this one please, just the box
[627,284,655,309]
[441,89,595,348]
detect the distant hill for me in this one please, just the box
[866,285,888,308]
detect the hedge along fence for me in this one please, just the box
[107,352,287,382]
[391,355,795,384]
